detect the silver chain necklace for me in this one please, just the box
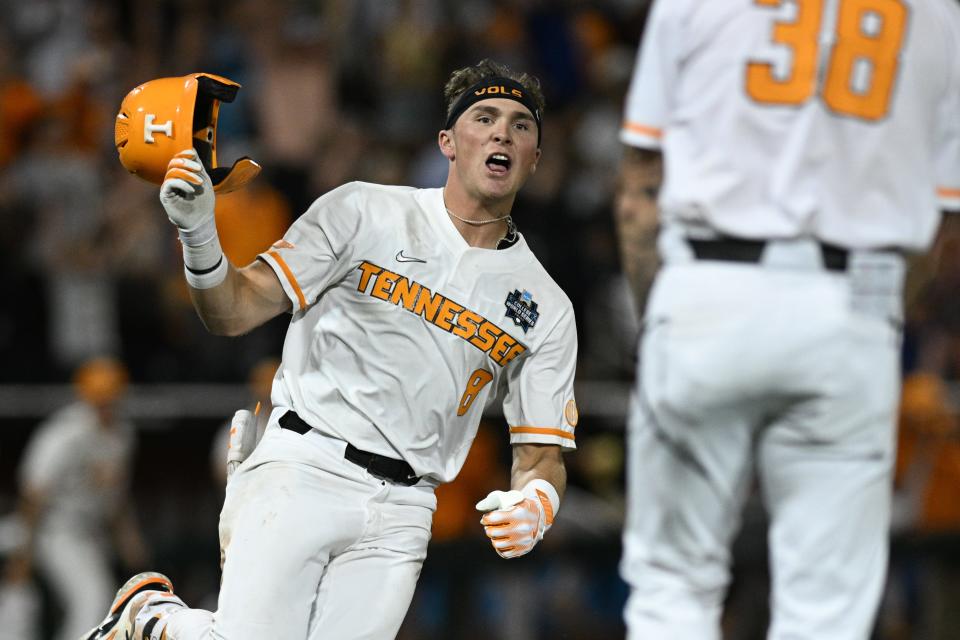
[445,207,511,225]
[444,207,517,249]
[497,216,518,249]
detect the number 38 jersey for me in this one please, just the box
[259,182,578,483]
[622,0,960,251]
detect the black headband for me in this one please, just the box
[444,76,542,147]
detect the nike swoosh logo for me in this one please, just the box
[396,250,427,263]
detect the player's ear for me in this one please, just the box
[530,147,541,174]
[439,129,455,161]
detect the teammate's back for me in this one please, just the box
[618,2,960,638]
[622,0,960,249]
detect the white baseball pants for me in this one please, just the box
[164,414,436,640]
[35,527,114,640]
[622,241,903,640]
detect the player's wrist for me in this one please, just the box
[180,228,227,289]
[521,479,559,536]
[183,252,227,290]
[175,213,218,246]
[183,257,227,290]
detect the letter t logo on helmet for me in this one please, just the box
[115,73,260,193]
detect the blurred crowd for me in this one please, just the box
[0,0,958,638]
[0,0,644,386]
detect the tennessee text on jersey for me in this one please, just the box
[356,261,527,367]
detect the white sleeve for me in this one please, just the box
[18,422,71,493]
[259,182,368,312]
[502,304,578,451]
[620,0,686,149]
[935,16,960,211]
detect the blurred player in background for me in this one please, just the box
[13,356,146,640]
[84,58,577,640]
[616,1,960,638]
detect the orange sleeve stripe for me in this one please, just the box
[938,187,960,199]
[509,426,575,442]
[622,120,663,139]
[267,250,306,311]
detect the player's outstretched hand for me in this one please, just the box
[160,148,215,232]
[476,487,552,559]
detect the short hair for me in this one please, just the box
[443,59,545,123]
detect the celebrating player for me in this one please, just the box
[83,58,577,640]
[616,1,960,638]
[15,357,147,640]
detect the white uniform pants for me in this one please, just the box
[166,415,436,640]
[622,245,902,640]
[0,579,40,640]
[35,528,114,640]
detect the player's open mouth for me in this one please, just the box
[486,153,511,175]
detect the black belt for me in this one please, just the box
[278,410,421,486]
[687,237,849,272]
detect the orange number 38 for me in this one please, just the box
[746,0,908,121]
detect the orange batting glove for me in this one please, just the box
[476,479,560,559]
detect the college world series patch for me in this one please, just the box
[504,289,539,333]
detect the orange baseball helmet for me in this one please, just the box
[73,357,129,405]
[114,73,260,193]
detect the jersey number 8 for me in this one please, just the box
[457,368,494,417]
[746,0,908,121]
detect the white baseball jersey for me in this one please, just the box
[622,0,960,250]
[19,402,134,534]
[259,182,578,483]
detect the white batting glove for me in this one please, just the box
[226,407,260,480]
[476,479,559,559]
[160,148,215,237]
[160,148,228,288]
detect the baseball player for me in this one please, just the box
[83,58,577,640]
[15,357,145,640]
[616,1,960,639]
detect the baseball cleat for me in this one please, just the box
[79,572,174,640]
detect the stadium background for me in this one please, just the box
[0,0,958,638]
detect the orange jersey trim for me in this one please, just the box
[267,250,306,311]
[622,120,663,139]
[938,187,960,199]
[509,426,575,442]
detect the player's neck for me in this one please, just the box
[442,188,515,249]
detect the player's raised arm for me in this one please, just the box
[160,149,291,336]
[475,443,566,559]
